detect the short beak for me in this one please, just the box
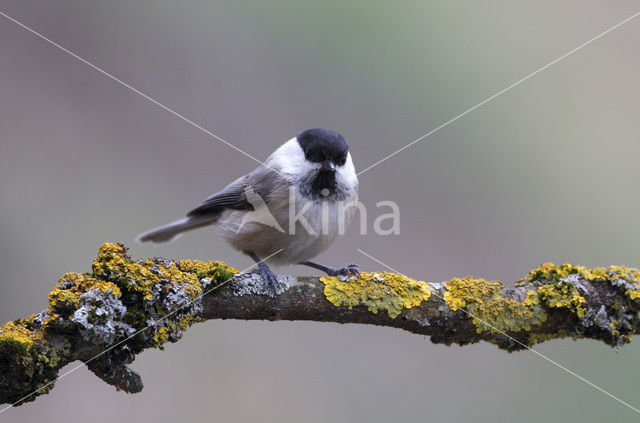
[322,160,336,172]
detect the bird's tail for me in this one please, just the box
[136,216,218,244]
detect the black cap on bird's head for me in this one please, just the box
[297,128,349,171]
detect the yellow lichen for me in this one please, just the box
[0,318,62,402]
[0,321,35,347]
[320,272,431,318]
[48,288,80,309]
[607,266,640,299]
[38,243,237,349]
[92,281,122,297]
[537,284,586,317]
[443,277,547,334]
[178,259,238,280]
[523,262,614,285]
[522,262,640,300]
[152,327,168,347]
[523,290,541,307]
[89,244,237,303]
[627,290,640,300]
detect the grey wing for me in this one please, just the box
[186,166,282,217]
[137,166,284,244]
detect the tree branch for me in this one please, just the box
[2,243,640,406]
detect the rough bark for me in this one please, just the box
[1,243,639,407]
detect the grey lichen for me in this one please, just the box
[428,282,445,291]
[580,304,636,349]
[416,318,430,327]
[164,282,203,313]
[612,277,636,291]
[561,273,588,293]
[229,273,293,297]
[72,287,135,345]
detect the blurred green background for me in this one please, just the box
[2,0,640,421]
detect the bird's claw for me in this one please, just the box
[252,262,281,294]
[326,263,361,278]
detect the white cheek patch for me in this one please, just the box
[336,152,358,188]
[269,138,313,178]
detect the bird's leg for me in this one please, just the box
[300,261,361,278]
[245,251,280,292]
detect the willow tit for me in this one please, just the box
[137,128,360,290]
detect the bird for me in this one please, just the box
[136,128,360,291]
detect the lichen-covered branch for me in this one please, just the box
[2,243,640,406]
